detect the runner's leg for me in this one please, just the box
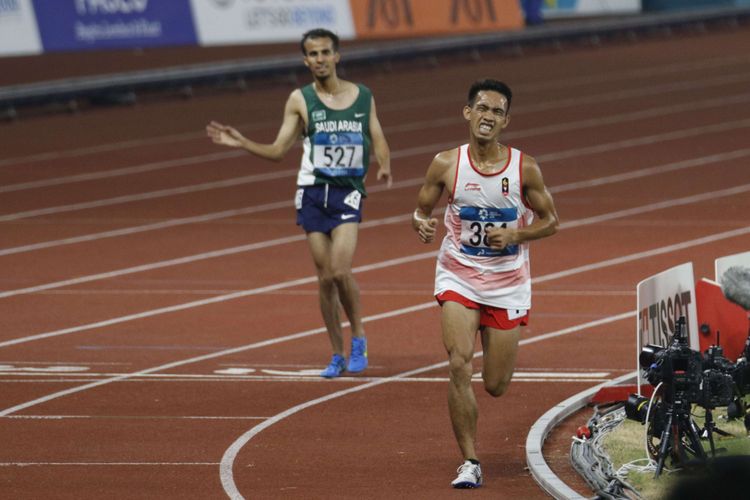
[480,325,521,397]
[329,223,364,338]
[307,231,343,355]
[442,301,481,460]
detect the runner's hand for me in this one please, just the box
[206,121,246,148]
[377,165,393,188]
[486,226,517,250]
[413,210,438,243]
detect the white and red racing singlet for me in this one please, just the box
[434,144,534,310]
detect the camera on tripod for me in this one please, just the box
[625,316,750,476]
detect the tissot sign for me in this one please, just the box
[637,262,698,349]
[636,262,699,389]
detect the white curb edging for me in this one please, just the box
[525,371,638,499]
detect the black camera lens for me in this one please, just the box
[639,344,663,370]
[625,393,651,423]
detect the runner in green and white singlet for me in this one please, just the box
[207,28,391,380]
[299,83,373,195]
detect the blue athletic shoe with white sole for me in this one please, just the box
[320,354,346,378]
[347,336,368,373]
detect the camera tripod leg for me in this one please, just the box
[702,409,720,456]
[682,415,707,462]
[655,412,675,477]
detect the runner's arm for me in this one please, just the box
[369,97,392,188]
[206,90,304,162]
[487,155,559,249]
[412,151,453,243]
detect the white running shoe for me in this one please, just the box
[451,460,483,488]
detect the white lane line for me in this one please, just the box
[388,90,750,134]
[0,218,743,416]
[3,115,750,222]
[0,462,218,467]
[4,88,750,194]
[0,200,296,257]
[2,181,748,300]
[562,183,750,229]
[3,415,266,420]
[0,371,609,382]
[218,311,634,499]
[1,216,748,348]
[0,274,434,348]
[0,151,252,194]
[0,377,609,384]
[2,54,748,169]
[2,139,747,259]
[0,130,213,168]
[0,301,435,417]
[537,225,750,283]
[521,70,750,114]
[0,169,297,222]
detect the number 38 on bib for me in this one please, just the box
[458,206,519,257]
[312,132,365,177]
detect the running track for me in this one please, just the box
[2,26,750,499]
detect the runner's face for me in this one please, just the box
[302,37,340,80]
[463,90,510,142]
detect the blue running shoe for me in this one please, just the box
[347,336,368,373]
[320,354,346,378]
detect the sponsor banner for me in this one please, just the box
[635,262,698,390]
[31,0,198,52]
[715,250,750,284]
[543,0,641,17]
[349,0,523,39]
[0,0,42,57]
[191,0,356,46]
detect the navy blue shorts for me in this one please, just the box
[295,185,363,234]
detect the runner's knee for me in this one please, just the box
[448,352,473,384]
[330,268,353,288]
[483,375,511,397]
[317,272,336,290]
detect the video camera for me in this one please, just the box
[623,317,750,475]
[626,317,750,424]
[623,266,750,475]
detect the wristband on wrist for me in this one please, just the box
[413,209,428,223]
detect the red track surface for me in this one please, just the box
[2,26,750,499]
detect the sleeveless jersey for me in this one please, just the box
[298,83,372,195]
[434,144,534,310]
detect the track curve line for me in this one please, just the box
[219,312,635,499]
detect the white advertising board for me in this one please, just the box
[0,0,42,57]
[190,0,356,46]
[635,262,698,391]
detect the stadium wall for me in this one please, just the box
[2,0,650,58]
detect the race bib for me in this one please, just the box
[343,190,361,210]
[294,188,304,210]
[458,206,518,257]
[312,132,365,177]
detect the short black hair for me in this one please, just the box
[300,28,340,55]
[467,79,513,111]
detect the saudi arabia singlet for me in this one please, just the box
[434,144,535,310]
[298,83,372,195]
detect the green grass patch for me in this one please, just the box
[601,407,750,499]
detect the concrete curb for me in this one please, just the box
[525,371,638,499]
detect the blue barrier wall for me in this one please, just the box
[32,0,197,52]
